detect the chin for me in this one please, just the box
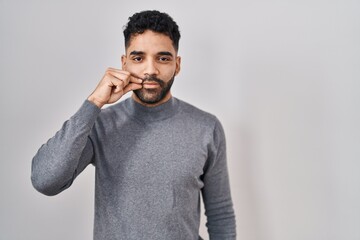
[134,89,165,104]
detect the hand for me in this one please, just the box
[87,68,143,108]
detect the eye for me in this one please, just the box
[132,56,142,62]
[158,56,171,62]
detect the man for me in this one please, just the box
[31,10,236,240]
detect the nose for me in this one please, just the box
[143,59,159,76]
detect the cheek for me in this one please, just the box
[123,61,136,71]
[160,65,177,78]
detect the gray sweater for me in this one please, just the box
[31,97,236,240]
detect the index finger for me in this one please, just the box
[129,73,145,82]
[107,69,142,85]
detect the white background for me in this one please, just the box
[1,0,359,239]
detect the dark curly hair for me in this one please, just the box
[123,10,181,52]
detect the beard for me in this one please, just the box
[133,74,175,104]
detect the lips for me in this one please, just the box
[142,81,159,89]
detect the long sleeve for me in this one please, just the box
[201,119,236,239]
[31,100,101,196]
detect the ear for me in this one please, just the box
[121,55,127,70]
[175,56,181,76]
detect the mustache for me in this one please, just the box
[143,75,164,85]
[143,75,163,83]
[130,72,176,88]
[130,73,163,84]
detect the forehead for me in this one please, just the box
[126,30,176,54]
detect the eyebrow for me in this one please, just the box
[129,51,145,56]
[129,51,173,57]
[157,51,173,57]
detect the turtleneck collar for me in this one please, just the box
[123,96,179,123]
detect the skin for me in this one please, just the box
[88,30,181,108]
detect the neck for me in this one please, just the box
[124,95,179,123]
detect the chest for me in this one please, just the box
[93,119,212,190]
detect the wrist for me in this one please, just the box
[87,95,105,108]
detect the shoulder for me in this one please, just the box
[93,98,130,130]
[175,98,222,129]
[99,98,129,117]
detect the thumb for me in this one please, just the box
[123,83,142,94]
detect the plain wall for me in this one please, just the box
[1,0,359,239]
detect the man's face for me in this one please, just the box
[122,30,181,106]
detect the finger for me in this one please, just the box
[108,89,124,104]
[129,75,143,84]
[129,73,145,82]
[123,83,142,94]
[112,79,125,93]
[107,70,131,86]
[107,67,130,76]
[105,68,143,86]
[104,76,124,92]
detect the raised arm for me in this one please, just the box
[31,68,143,196]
